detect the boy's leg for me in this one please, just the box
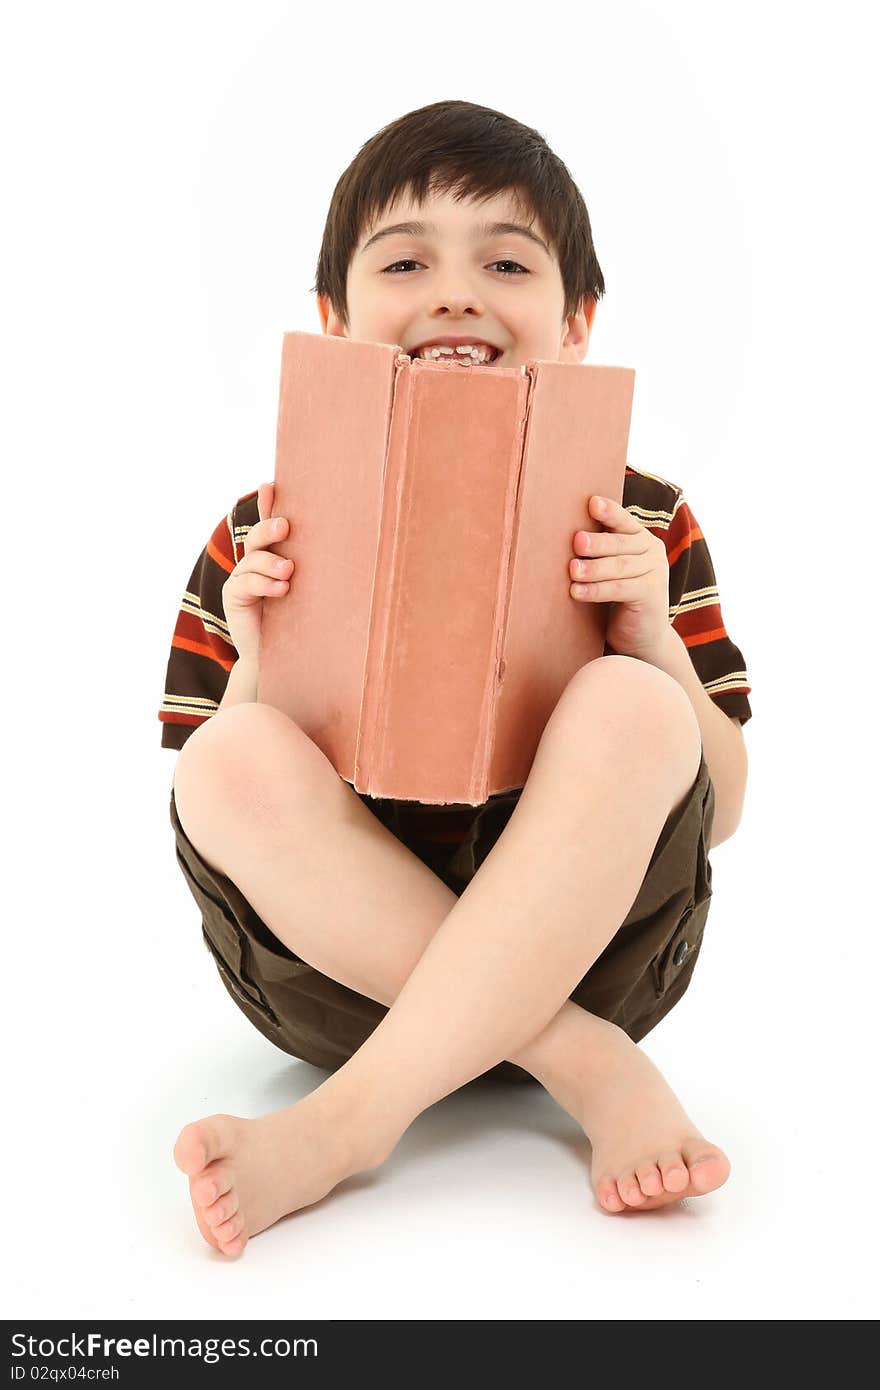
[172,655,696,1113]
[173,657,729,1256]
[300,656,701,1117]
[172,683,638,1115]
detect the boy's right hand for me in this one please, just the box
[221,481,295,664]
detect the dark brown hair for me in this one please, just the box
[311,99,605,331]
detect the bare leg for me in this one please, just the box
[172,657,729,1255]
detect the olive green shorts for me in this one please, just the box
[169,752,715,1086]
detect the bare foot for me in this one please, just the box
[568,1017,731,1213]
[173,1088,396,1257]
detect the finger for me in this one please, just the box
[570,555,655,583]
[225,568,291,604]
[244,513,289,556]
[237,549,294,580]
[570,577,644,602]
[257,481,274,524]
[573,529,649,557]
[587,496,643,534]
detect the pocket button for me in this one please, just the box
[673,938,689,966]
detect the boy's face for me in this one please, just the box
[317,186,595,369]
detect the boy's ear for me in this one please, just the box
[561,297,596,362]
[316,295,348,338]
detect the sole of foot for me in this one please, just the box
[172,1101,380,1258]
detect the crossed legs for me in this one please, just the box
[171,656,730,1255]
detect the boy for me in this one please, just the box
[160,100,752,1258]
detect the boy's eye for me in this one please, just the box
[382,259,529,276]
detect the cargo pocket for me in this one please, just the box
[197,893,284,1030]
[650,899,706,997]
[202,930,277,1017]
[172,835,284,1030]
[649,769,714,1000]
[245,924,314,987]
[695,767,715,904]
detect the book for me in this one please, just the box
[257,331,636,805]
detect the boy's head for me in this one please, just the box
[313,100,605,370]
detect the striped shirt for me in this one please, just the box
[159,465,752,843]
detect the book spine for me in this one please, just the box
[354,359,412,793]
[479,370,534,796]
[357,358,534,804]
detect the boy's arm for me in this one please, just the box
[216,656,258,712]
[642,625,748,849]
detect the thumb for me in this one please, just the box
[257,480,275,523]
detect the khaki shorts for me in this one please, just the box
[169,752,715,1086]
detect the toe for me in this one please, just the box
[191,1162,234,1209]
[658,1150,690,1193]
[596,1179,626,1213]
[617,1172,646,1206]
[173,1115,236,1176]
[188,1192,222,1253]
[219,1231,248,1258]
[173,1122,208,1175]
[205,1188,240,1230]
[635,1163,664,1198]
[214,1210,246,1247]
[681,1139,731,1193]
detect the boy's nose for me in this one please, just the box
[428,292,484,314]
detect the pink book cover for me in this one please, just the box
[257,331,636,804]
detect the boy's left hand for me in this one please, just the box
[570,495,671,660]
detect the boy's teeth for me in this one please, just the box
[417,344,496,363]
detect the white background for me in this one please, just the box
[3,0,877,1321]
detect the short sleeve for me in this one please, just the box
[665,493,753,725]
[158,491,258,750]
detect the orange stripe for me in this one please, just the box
[171,634,236,670]
[681,626,728,648]
[159,711,208,727]
[207,535,235,574]
[666,521,703,569]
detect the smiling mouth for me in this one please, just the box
[409,348,503,365]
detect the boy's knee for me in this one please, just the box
[554,655,701,765]
[172,702,337,833]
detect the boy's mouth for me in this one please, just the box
[408,342,503,365]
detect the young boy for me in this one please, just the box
[160,100,752,1258]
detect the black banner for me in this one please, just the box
[4,1321,561,1385]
